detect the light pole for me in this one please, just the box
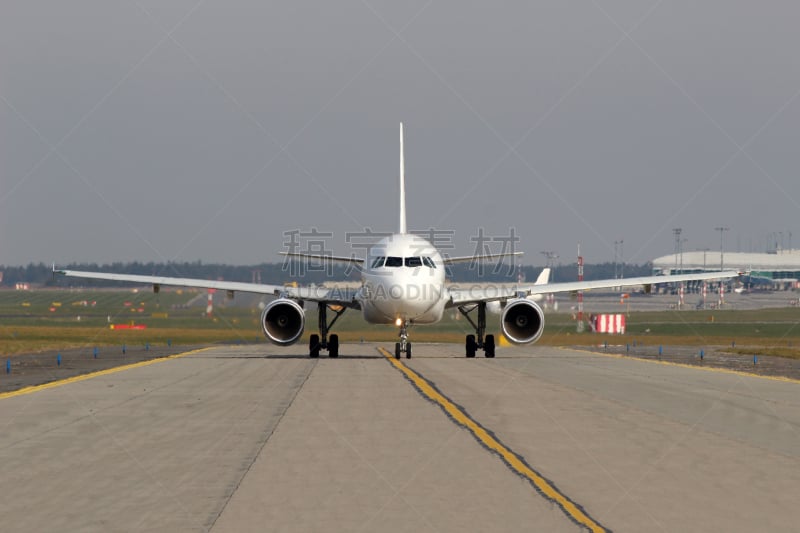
[698,247,710,309]
[715,226,729,308]
[540,251,558,268]
[715,226,729,271]
[680,238,688,274]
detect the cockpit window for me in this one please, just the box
[371,256,385,269]
[423,257,436,268]
[384,256,403,267]
[405,256,423,267]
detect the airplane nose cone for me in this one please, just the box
[369,279,437,320]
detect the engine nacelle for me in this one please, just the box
[261,298,305,346]
[501,299,545,345]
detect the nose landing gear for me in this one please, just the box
[394,320,412,359]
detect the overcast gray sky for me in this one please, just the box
[2,1,799,268]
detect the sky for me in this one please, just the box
[2,1,799,268]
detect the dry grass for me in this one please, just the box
[3,325,799,357]
[727,346,800,360]
[0,326,258,356]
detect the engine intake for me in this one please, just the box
[501,299,545,345]
[261,298,305,346]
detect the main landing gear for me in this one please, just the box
[394,320,412,359]
[458,302,496,358]
[309,302,346,358]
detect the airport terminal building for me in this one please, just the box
[652,250,800,290]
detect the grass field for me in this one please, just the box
[1,289,799,357]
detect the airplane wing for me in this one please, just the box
[54,269,362,308]
[442,252,523,264]
[279,252,364,265]
[523,270,742,296]
[446,285,519,307]
[533,267,551,285]
[447,270,741,307]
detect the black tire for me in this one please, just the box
[484,334,495,358]
[466,334,476,358]
[328,334,339,358]
[395,342,401,359]
[406,342,412,359]
[309,334,320,358]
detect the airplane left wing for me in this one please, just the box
[523,270,742,296]
[447,270,741,307]
[54,269,361,308]
[442,252,523,264]
[446,285,519,307]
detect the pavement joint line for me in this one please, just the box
[565,347,800,384]
[0,347,214,400]
[207,358,317,530]
[377,347,608,533]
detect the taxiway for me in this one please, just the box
[1,343,798,532]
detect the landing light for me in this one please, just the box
[395,317,403,326]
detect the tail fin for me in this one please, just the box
[399,123,407,234]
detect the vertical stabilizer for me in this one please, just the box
[399,123,407,234]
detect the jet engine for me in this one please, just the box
[261,298,305,345]
[500,299,545,345]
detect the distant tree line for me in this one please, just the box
[0,260,652,287]
[545,262,652,283]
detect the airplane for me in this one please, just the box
[55,124,742,359]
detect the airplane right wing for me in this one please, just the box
[54,269,362,308]
[279,252,364,265]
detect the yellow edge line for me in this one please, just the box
[378,347,606,533]
[565,347,800,384]
[0,347,213,400]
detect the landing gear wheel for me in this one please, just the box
[309,334,320,358]
[328,334,339,358]
[395,342,401,359]
[484,334,495,358]
[465,334,476,358]
[406,342,412,359]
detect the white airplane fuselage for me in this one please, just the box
[359,233,447,325]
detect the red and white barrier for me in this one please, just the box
[592,314,626,334]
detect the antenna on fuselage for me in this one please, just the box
[399,122,407,234]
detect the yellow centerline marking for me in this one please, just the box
[566,347,800,384]
[0,347,212,400]
[378,347,607,533]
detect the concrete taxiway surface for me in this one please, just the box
[1,343,799,532]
